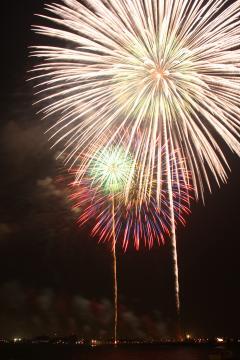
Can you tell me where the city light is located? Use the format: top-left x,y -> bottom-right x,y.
13,338 -> 22,343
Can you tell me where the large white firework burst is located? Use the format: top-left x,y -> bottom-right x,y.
31,0 -> 240,200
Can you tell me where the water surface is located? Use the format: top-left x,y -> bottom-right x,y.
1,344 -> 239,360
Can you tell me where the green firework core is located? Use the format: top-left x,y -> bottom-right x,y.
89,146 -> 133,194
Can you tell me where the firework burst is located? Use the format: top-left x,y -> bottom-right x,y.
88,146 -> 133,194
31,0 -> 240,201
71,173 -> 191,251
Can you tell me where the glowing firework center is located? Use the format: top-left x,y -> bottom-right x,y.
113,37 -> 192,104
89,147 -> 133,194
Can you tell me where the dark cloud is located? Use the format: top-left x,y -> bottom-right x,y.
0,281 -> 168,340
37,177 -> 62,198
0,223 -> 12,238
1,120 -> 48,176
0,116 -> 74,233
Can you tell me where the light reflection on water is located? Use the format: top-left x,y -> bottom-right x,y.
2,345 -> 239,360
73,346 -> 209,360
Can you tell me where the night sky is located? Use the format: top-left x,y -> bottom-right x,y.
0,0 -> 239,339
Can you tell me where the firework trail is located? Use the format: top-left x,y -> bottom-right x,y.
163,117 -> 180,313
111,197 -> 117,345
31,0 -> 240,202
